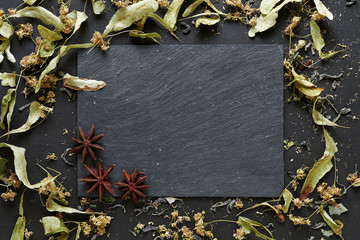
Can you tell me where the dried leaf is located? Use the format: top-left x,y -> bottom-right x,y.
237,216 -> 275,240
281,189 -> 293,213
67,11 -> 88,35
39,39 -> 55,58
0,88 -> 16,131
260,0 -> 281,15
41,216 -> 70,238
195,14 -> 220,27
299,129 -> 337,200
182,0 -> 204,17
37,25 -> 63,42
63,74 -> 106,91
103,0 -> 158,37
321,229 -> 334,237
13,6 -> 64,31
0,157 -> 8,184
23,0 -> 37,5
36,43 -> 93,93
148,13 -> 180,41
328,203 -> 348,216
0,21 -> 14,39
164,0 -> 184,31
164,197 -> 182,204
5,41 -> 16,63
0,72 -> 16,87
46,198 -> 97,214
313,0 -> 333,20
129,30 -> 161,44
290,69 -> 324,98
0,143 -> 57,189
11,191 -> 26,240
248,0 -> 301,37
1,102 -> 44,138
319,206 -> 343,236
312,99 -> 346,127
91,0 -> 106,15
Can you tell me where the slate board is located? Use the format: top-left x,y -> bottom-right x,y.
77,44 -> 284,198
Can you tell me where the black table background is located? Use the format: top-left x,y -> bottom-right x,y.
0,0 -> 359,239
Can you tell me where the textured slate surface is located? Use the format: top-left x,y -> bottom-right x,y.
77,44 -> 284,198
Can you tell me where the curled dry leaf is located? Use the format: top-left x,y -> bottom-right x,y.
237,216 -> 275,240
39,39 -> 55,58
313,0 -> 333,20
41,216 -> 70,238
164,0 -> 184,31
67,11 -> 88,36
299,129 -> 338,200
10,191 -> 26,240
312,99 -> 346,127
148,13 -> 180,41
328,203 -> 348,216
195,13 -> 220,28
36,43 -> 93,93
0,143 -> 57,189
129,30 -> 161,44
260,0 -> 281,15
182,0 -> 204,17
46,198 -> 98,214
248,0 -> 301,38
0,88 -> 16,131
13,6 -> 64,31
281,188 -> 293,213
290,69 -> 324,98
38,25 -> 63,42
0,72 -> 16,87
63,74 -> 106,91
23,0 -> 37,5
319,206 -> 343,236
91,0 -> 106,15
0,21 -> 14,39
0,40 -> 16,63
102,0 -> 159,37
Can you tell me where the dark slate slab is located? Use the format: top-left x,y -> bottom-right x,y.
77,44 -> 284,198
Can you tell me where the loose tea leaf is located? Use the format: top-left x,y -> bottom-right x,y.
195,14 -> 220,28
237,216 -> 275,240
68,11 -> 88,35
163,0 -> 184,31
0,143 -> 57,189
36,43 -> 93,93
281,189 -> 293,213
0,72 -> 16,87
46,198 -> 97,214
13,7 -> 64,31
312,99 -> 345,127
0,40 -> 16,63
91,0 -> 106,15
0,88 -> 16,131
37,25 -> 63,42
10,191 -> 26,240
0,21 -> 14,39
39,39 -> 55,58
148,13 -> 180,41
182,0 -> 204,17
129,30 -> 161,44
102,0 -> 159,37
313,0 -> 333,20
328,203 -> 348,216
260,0 -> 281,15
248,0 -> 301,37
319,206 -> 343,236
41,216 -> 70,239
63,74 -> 106,91
299,129 -> 338,200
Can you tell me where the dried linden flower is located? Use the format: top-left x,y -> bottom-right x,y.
6,173 -> 21,188
296,168 -> 306,180
24,228 -> 33,240
288,214 -> 311,226
157,0 -> 169,8
234,198 -> 243,209
91,31 -> 110,51
225,0 -> 244,10
292,198 -> 302,209
311,11 -> 325,21
284,16 -> 301,37
1,189 -> 17,202
16,23 -> 33,40
233,227 -> 247,240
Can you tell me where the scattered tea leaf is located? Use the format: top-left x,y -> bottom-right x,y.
129,30 -> 161,44
328,203 -> 348,216
37,25 -> 63,42
0,88 -> 16,131
0,21 -> 14,39
164,0 -> 184,31
41,216 -> 70,239
36,43 -> 93,93
39,39 -> 55,58
237,216 -> 275,240
299,129 -> 337,200
260,0 -> 281,15
0,72 -> 16,87
313,0 -> 333,20
248,0 -> 301,37
13,6 -> 64,31
23,0 -> 37,5
10,191 -> 26,240
46,198 -> 98,214
312,99 -> 346,127
281,189 -> 293,213
182,0 -> 204,17
195,14 -> 220,28
290,69 -> 324,98
148,13 -> 180,41
91,0 -> 106,15
0,143 -> 57,189
62,74 -> 106,91
67,11 -> 88,35
102,0 -> 159,37
319,205 -> 343,236
321,229 -> 334,237
164,197 -> 182,205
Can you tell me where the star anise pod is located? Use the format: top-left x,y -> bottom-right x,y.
115,169 -> 151,204
79,161 -> 115,202
70,124 -> 104,163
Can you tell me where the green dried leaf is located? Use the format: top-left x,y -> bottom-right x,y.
36,43 -> 93,93
103,196 -> 116,204
39,39 -> 55,58
314,0 -> 333,20
46,198 -> 97,214
281,189 -> 293,213
0,21 -> 14,39
319,206 -> 343,236
319,50 -> 342,60
237,216 -> 275,240
290,69 -> 324,98
248,0 -> 301,37
11,191 -> 26,240
148,13 -> 180,41
299,129 -> 337,200
0,88 -> 16,131
38,25 -> 63,42
67,11 -> 88,35
0,157 -> 8,184
0,72 -> 16,87
260,0 -> 281,15
41,216 -> 70,239
103,0 -> 158,37
195,14 -> 220,28
75,223 -> 81,240
164,0 -> 184,31
321,229 -> 334,237
13,6 -> 64,31
23,0 -> 37,5
63,74 -> 106,91
329,203 -> 348,216
0,40 -> 16,63
129,30 -> 161,44
91,0 -> 106,15
182,0 -> 204,17
0,143 -> 57,189
312,99 -> 346,127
